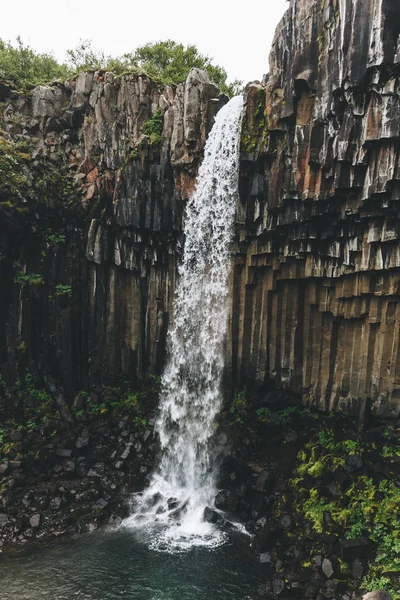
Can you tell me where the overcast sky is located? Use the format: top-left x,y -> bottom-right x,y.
1,0 -> 289,84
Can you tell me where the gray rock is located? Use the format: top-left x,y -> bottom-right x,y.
255,470 -> 270,491
322,558 -> 334,578
363,593 -> 392,600
0,514 -> 9,527
8,431 -> 22,442
272,580 -> 285,595
345,454 -> 363,472
63,460 -> 75,472
108,515 -> 122,527
29,514 -> 41,528
87,469 -> 100,477
280,515 -> 291,529
352,558 -> 364,579
0,463 -> 8,475
50,497 -> 62,510
93,498 -> 108,510
56,448 -> 72,458
260,552 -> 272,564
75,429 -> 89,448
257,582 -> 272,596
218,432 -> 228,445
284,430 -> 298,443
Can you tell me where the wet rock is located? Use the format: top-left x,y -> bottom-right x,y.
345,454 -> 363,472
29,514 -> 41,528
203,506 -> 225,526
257,582 -> 272,596
352,558 -> 364,580
255,470 -> 270,492
0,513 -> 9,527
280,515 -> 291,529
363,593 -> 392,600
322,558 -> 334,578
56,449 -> 72,458
260,552 -> 272,564
272,580 -> 285,595
218,432 -> 228,445
50,497 -> 62,510
75,429 -> 89,449
340,538 -> 369,560
214,490 -> 227,509
108,515 -> 122,527
63,460 -> 75,473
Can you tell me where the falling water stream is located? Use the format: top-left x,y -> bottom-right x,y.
125,95 -> 244,551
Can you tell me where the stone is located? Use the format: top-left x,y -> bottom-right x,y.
255,470 -> 270,491
8,431 -> 22,442
272,580 -> 285,595
29,514 -> 41,528
75,429 -> 89,449
352,558 -> 364,580
284,430 -> 298,443
50,497 -> 62,510
108,515 -> 122,527
217,432 -> 228,445
0,514 -> 9,527
340,538 -> 369,560
280,515 -> 291,529
56,448 -> 72,458
363,593 -> 392,600
345,454 -> 363,472
0,463 -> 8,475
322,558 -> 334,578
63,460 -> 75,473
260,552 -> 272,564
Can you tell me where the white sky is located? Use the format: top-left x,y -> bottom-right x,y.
1,0 -> 289,84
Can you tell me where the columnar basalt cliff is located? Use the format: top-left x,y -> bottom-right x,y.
233,0 -> 400,420
1,0 -> 400,423
0,69 -> 225,392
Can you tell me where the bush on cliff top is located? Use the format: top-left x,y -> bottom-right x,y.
0,37 -> 69,90
0,37 -> 241,96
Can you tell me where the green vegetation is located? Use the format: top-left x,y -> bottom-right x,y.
0,37 -> 241,97
142,109 -> 164,146
241,87 -> 269,154
55,284 -> 72,298
14,271 -> 44,286
0,136 -> 30,201
290,427 -> 400,597
0,37 -> 69,91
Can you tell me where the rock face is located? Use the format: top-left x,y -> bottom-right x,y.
232,0 -> 400,419
1,0 -> 400,422
0,69 -> 224,390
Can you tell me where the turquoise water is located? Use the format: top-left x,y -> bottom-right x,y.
0,528 -> 264,600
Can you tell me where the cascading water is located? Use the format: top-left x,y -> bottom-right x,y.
125,95 -> 244,552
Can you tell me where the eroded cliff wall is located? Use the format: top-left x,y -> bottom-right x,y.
0,69 -> 225,390
1,0 -> 399,421
233,0 -> 400,419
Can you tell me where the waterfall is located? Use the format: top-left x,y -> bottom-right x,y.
125,95 -> 244,552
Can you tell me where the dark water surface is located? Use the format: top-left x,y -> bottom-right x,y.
0,528 -> 265,600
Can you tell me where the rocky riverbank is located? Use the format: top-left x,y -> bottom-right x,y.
0,376 -> 159,553
0,376 -> 398,599
215,390 -> 400,599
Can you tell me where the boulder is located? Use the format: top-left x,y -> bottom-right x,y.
363,593 -> 392,600
29,514 -> 41,528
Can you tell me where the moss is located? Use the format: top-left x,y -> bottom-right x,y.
241,87 -> 269,155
